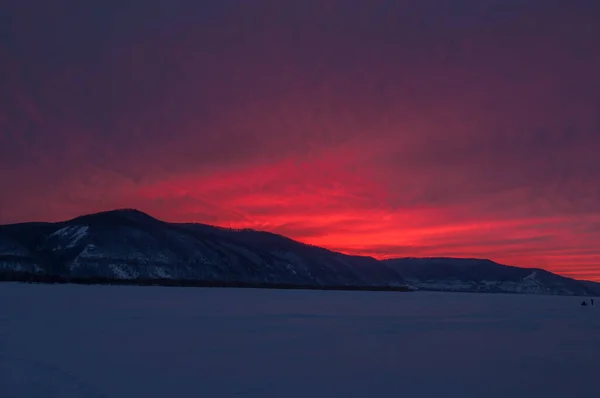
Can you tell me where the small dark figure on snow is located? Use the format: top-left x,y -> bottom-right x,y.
582,300 -> 588,306
592,298 -> 595,306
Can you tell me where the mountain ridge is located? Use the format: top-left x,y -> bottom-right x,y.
0,209 -> 409,291
383,257 -> 600,296
1,209 -> 598,296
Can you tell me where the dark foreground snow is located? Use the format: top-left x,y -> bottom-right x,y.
1,284 -> 599,398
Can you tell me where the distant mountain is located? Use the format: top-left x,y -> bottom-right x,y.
383,257 -> 600,296
0,209 -> 408,291
1,209 -> 598,296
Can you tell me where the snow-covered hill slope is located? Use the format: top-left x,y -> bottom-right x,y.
383,257 -> 599,296
0,209 -> 407,288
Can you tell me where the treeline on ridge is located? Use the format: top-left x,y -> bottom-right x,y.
0,270 -> 412,292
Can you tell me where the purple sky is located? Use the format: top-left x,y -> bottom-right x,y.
1,0 -> 600,279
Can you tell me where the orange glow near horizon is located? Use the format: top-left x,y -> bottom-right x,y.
19,151 -> 595,282
3,148 -> 600,282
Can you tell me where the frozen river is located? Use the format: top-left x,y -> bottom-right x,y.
1,283 -> 599,397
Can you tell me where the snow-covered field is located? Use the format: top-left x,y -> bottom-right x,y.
1,283 -> 599,398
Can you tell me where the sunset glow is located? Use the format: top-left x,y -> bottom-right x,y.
1,1 -> 599,280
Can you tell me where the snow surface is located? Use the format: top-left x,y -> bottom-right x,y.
1,284 -> 599,398
49,225 -> 89,249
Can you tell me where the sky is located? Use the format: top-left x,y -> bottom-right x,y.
1,0 -> 600,280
